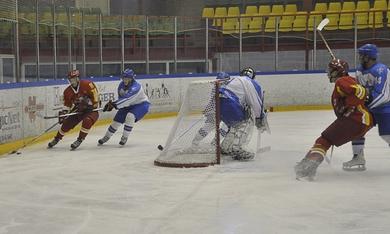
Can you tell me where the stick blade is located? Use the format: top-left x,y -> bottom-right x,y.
316,18 -> 329,31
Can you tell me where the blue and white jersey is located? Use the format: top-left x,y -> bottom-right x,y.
219,76 -> 264,118
356,62 -> 390,113
114,80 -> 150,109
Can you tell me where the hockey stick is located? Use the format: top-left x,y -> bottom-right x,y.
316,18 -> 336,60
8,121 -> 60,155
43,107 -> 103,119
256,91 -> 271,156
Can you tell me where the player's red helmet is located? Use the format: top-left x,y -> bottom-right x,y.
68,69 -> 80,79
327,59 -> 349,82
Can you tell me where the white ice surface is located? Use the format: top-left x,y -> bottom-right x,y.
1,110 -> 390,234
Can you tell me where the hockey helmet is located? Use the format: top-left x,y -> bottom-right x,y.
327,59 -> 349,82
216,72 -> 230,80
240,67 -> 256,79
358,44 -> 378,59
67,69 -> 80,87
121,68 -> 135,85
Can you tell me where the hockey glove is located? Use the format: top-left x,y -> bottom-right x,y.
75,96 -> 93,113
58,110 -> 68,124
103,100 -> 117,112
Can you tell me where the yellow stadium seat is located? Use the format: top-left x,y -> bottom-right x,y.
202,7 -> 214,18
373,0 -> 387,10
339,2 -> 356,29
342,2 -> 356,11
368,10 -> 384,28
328,2 -> 342,12
313,3 -> 328,12
248,17 -> 263,33
285,4 -> 298,13
279,17 -> 293,32
356,1 -> 370,29
265,17 -> 277,32
222,20 -> 237,34
226,6 -> 239,26
237,17 -> 251,33
325,13 -> 340,30
213,7 -> 227,27
271,5 -> 284,15
243,5 -> 258,16
258,5 -> 271,16
283,4 -> 297,21
293,14 -> 308,32
308,14 -> 322,31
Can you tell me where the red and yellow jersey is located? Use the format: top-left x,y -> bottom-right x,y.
332,75 -> 373,126
63,80 -> 99,109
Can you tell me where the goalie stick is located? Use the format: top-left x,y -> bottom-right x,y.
43,107 -> 103,119
316,18 -> 336,60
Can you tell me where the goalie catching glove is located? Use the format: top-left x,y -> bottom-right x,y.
103,100 -> 117,112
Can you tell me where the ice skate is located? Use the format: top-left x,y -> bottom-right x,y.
295,158 -> 322,181
119,136 -> 128,146
232,148 -> 255,161
342,154 -> 366,171
47,137 -> 60,148
70,138 -> 83,150
98,135 -> 110,145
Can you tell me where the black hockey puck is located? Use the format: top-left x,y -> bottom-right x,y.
16,152 -> 21,155
157,145 -> 163,151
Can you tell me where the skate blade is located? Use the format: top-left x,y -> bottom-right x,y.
296,176 -> 315,182
342,165 -> 366,171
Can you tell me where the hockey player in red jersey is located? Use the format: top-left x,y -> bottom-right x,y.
47,69 -> 100,150
295,59 -> 373,180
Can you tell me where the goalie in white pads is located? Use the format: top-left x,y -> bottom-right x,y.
192,69 -> 267,160
98,68 -> 150,146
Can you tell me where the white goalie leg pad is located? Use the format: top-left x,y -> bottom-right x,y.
221,119 -> 254,160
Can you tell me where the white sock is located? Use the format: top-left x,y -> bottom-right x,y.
122,113 -> 135,138
352,137 -> 365,157
106,121 -> 121,138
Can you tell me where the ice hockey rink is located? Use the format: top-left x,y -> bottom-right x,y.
0,110 -> 389,234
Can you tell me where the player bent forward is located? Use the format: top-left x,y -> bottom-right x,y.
98,68 -> 150,146
192,69 -> 267,160
47,70 -> 100,150
295,59 -> 373,180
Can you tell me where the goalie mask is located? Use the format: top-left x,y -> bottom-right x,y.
240,67 -> 255,79
121,68 -> 135,86
327,59 -> 349,83
67,69 -> 80,88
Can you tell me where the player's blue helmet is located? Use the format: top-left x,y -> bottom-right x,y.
358,44 -> 378,59
122,68 -> 135,79
216,72 -> 230,80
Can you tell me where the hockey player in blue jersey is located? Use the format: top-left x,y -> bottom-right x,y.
192,68 -> 267,160
343,44 -> 390,171
98,68 -> 150,146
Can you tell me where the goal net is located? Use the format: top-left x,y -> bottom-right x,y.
154,80 -> 221,168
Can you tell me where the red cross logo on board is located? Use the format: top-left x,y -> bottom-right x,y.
24,96 -> 44,122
